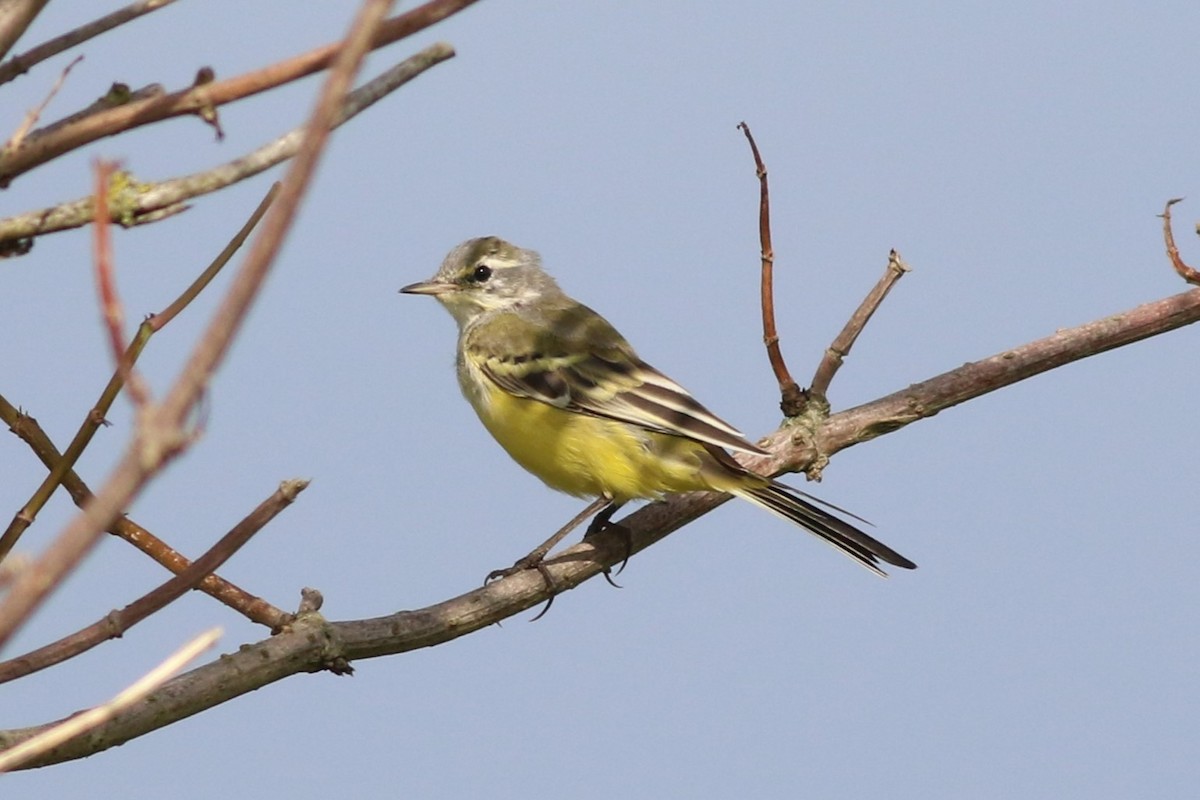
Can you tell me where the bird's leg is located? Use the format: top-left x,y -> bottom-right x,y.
486,495 -> 612,586
582,500 -> 631,581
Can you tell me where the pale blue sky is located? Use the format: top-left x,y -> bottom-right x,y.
4,2 -> 1199,797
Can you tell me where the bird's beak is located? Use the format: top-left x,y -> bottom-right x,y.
399,279 -> 454,296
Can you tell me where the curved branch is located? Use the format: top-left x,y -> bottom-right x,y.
4,283 -> 1197,768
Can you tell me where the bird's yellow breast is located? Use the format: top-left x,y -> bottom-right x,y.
461,361 -> 708,502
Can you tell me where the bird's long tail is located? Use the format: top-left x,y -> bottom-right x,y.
731,481 -> 917,577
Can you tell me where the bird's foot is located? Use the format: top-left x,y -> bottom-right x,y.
485,554 -> 559,621
582,506 -> 633,581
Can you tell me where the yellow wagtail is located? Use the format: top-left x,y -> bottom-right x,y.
401,236 -> 916,579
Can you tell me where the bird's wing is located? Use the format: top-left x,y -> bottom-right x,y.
468,306 -> 768,456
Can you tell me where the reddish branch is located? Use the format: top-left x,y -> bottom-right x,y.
92,160 -> 151,407
737,122 -> 806,415
1161,198 -> 1200,285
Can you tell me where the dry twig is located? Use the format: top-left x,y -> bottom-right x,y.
1161,198 -> 1200,285
0,0 -> 179,85
4,53 -> 82,151
738,121 -> 806,416
809,250 -> 910,399
0,396 -> 289,628
0,183 -> 278,565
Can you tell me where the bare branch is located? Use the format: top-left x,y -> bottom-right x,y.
0,480 -> 307,684
0,0 -> 480,186
0,0 -> 49,63
0,628 -> 219,773
0,0 -> 393,645
4,53 -> 82,151
0,183 -> 277,564
0,0 -> 179,86
0,397 -> 289,628
92,159 -> 153,407
3,283 -> 1197,767
1161,198 -> 1200,285
809,249 -> 910,399
737,122 -> 807,415
0,43 -> 454,246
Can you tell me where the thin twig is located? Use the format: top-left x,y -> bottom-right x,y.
4,53 -> 82,151
0,396 -> 289,628
0,44 -> 454,246
737,122 -> 806,416
92,160 -> 151,407
1161,198 -> 1200,286
809,250 -> 910,399
0,480 -> 307,684
0,184 -> 279,564
0,0 -> 179,86
0,0 -> 479,186
0,627 -> 220,773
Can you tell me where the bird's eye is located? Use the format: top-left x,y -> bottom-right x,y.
471,264 -> 493,283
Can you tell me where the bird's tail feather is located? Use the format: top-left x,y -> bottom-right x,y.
732,482 -> 917,577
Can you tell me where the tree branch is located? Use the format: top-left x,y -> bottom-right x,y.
0,182 -> 277,564
5,282 -> 1197,767
0,0 -> 179,86
0,480 -> 307,684
0,0 -> 394,649
0,0 -> 480,186
0,0 -> 49,63
0,43 -> 454,247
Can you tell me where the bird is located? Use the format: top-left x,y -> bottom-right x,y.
400,236 -> 916,581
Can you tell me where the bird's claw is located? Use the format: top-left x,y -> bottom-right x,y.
484,556 -> 558,621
